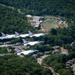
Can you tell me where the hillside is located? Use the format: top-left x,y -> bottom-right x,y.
0,1 -> 75,75
0,55 -> 52,75
0,0 -> 75,18
0,4 -> 35,34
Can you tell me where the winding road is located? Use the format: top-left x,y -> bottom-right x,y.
37,55 -> 59,75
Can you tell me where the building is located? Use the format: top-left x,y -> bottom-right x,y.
32,54 -> 38,58
26,15 -> 32,18
44,51 -> 50,55
52,49 -> 61,54
53,46 -> 60,49
66,58 -> 75,68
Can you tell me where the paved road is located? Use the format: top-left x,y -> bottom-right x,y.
37,55 -> 49,65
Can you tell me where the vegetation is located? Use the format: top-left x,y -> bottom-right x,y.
42,22 -> 75,47
43,54 -> 75,75
33,44 -> 54,52
0,4 -> 35,34
0,55 -> 52,75
0,0 -> 75,75
43,23 -> 58,29
0,48 -> 7,53
0,0 -> 75,19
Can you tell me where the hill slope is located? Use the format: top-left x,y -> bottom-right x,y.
0,0 -> 75,18
0,4 -> 34,34
0,55 -> 52,75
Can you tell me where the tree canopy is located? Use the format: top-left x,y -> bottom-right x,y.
0,55 -> 52,75
0,0 -> 75,18
0,4 -> 35,34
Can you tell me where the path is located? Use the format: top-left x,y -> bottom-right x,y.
37,55 -> 59,75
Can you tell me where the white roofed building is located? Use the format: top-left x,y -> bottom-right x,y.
26,15 -> 32,18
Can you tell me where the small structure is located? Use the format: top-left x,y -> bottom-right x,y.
26,15 -> 32,18
58,20 -> 63,25
52,49 -> 61,54
15,42 -> 21,46
66,58 -> 75,68
44,51 -> 50,55
33,16 -> 40,21
5,41 -> 11,44
53,46 -> 60,49
32,54 -> 38,58
27,15 -> 42,30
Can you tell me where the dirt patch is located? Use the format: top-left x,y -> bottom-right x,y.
61,47 -> 68,54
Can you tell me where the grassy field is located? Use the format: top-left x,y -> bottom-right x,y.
43,16 -> 60,29
42,16 -> 62,30
43,22 -> 58,29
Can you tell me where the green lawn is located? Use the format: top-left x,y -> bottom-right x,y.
43,22 -> 58,29
43,16 -> 60,29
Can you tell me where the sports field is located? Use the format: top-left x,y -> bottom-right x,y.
43,22 -> 58,29
41,16 -> 61,31
43,16 -> 59,29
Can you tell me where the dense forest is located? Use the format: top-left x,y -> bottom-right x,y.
0,0 -> 75,19
43,53 -> 75,75
0,55 -> 52,75
0,4 -> 35,34
42,23 -> 75,46
0,0 -> 75,75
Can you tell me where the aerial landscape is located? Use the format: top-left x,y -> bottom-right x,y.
0,0 -> 75,75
